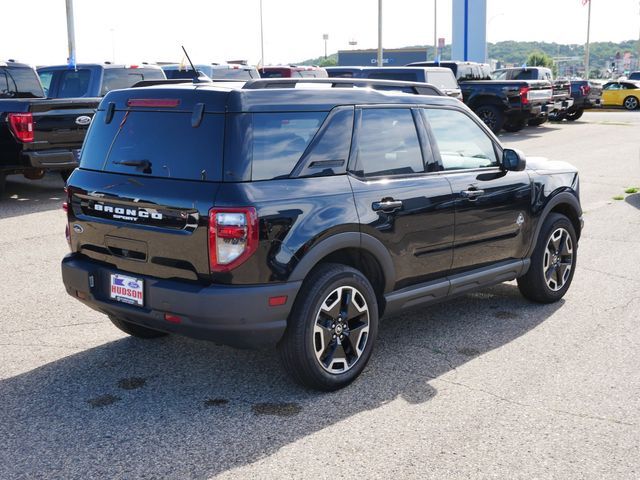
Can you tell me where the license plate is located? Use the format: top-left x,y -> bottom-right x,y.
109,274 -> 144,307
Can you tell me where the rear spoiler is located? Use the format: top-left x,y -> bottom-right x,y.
242,78 -> 444,96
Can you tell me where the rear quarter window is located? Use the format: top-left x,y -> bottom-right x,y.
251,112 -> 327,180
80,109 -> 224,182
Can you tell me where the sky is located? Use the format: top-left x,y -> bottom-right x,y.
2,0 -> 639,66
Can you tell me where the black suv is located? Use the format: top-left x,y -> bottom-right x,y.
61,78 -> 582,391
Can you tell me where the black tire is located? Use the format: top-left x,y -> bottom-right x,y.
623,96 -> 639,110
277,263 -> 379,391
474,105 -> 504,134
565,108 -> 584,121
109,315 -> 168,339
503,117 -> 527,132
528,117 -> 549,126
518,213 -> 577,303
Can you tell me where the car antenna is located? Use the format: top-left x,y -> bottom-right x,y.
181,45 -> 203,84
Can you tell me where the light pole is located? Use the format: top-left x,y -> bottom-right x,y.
65,0 -> 77,68
259,0 -> 265,71
485,13 -> 504,64
323,34 -> 329,59
377,0 -> 383,67
433,0 -> 437,61
110,28 -> 116,64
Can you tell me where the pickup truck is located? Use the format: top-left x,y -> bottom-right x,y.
566,80 -> 602,121
0,61 -> 98,194
491,67 -> 573,125
37,63 -> 165,98
406,61 -> 553,133
326,66 -> 463,100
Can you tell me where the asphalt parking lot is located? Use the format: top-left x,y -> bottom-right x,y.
1,111 -> 639,479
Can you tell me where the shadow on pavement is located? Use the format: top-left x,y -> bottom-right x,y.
499,123 -> 561,139
0,173 -> 66,219
625,193 -> 640,209
0,283 -> 563,479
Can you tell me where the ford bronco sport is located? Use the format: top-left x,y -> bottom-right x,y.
61,77 -> 582,391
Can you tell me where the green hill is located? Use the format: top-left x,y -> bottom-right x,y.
297,40 -> 639,69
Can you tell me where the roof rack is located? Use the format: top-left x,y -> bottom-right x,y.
242,77 -> 443,96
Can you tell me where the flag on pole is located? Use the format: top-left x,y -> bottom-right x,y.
582,0 -> 589,5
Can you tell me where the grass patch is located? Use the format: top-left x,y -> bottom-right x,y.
613,195 -> 624,200
624,187 -> 638,194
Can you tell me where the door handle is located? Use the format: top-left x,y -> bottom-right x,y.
372,199 -> 403,213
460,189 -> 485,200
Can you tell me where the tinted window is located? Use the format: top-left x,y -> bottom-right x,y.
367,72 -> 418,82
353,108 -> 424,178
101,68 -> 165,95
512,70 -> 536,80
0,67 -> 45,98
629,72 -> 640,80
295,108 -> 354,177
425,71 -> 458,89
209,68 -> 256,80
164,69 -> 198,80
251,112 -> 327,180
424,108 -> 498,170
38,71 -> 53,97
260,70 -> 286,78
80,110 -> 224,181
58,69 -> 91,97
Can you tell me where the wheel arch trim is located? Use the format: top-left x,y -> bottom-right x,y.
288,232 -> 396,293
527,191 -> 582,257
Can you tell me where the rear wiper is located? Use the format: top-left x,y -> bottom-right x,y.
113,159 -> 152,174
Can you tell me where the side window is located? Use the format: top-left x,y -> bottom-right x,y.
58,69 -> 91,97
424,108 -> 498,170
251,111 -> 328,180
38,71 -> 53,97
352,108 -> 424,178
366,72 -> 418,82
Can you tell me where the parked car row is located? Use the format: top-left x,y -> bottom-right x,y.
325,62 -> 608,134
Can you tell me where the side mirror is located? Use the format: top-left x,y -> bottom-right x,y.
502,148 -> 526,171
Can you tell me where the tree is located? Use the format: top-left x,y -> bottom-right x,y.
526,51 -> 554,68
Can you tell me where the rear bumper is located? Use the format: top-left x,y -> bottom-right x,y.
61,254 -> 301,349
23,149 -> 79,170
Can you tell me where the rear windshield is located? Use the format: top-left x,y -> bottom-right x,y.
425,71 -> 458,89
0,66 -> 44,98
366,72 -> 418,82
58,69 -> 92,97
100,68 -> 165,95
210,68 -> 258,80
164,69 -> 198,80
80,110 -> 224,182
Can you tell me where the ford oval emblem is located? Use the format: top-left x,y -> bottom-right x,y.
73,224 -> 84,234
75,115 -> 92,126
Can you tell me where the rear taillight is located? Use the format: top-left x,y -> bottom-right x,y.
519,86 -> 530,105
580,85 -> 590,96
208,207 -> 258,272
7,113 -> 34,143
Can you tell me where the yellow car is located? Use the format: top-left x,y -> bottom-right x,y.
602,81 -> 640,110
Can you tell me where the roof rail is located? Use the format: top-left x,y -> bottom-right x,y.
242,77 -> 444,96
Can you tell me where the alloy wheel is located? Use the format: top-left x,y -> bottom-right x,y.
313,286 -> 370,374
624,96 -> 638,110
543,227 -> 573,291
